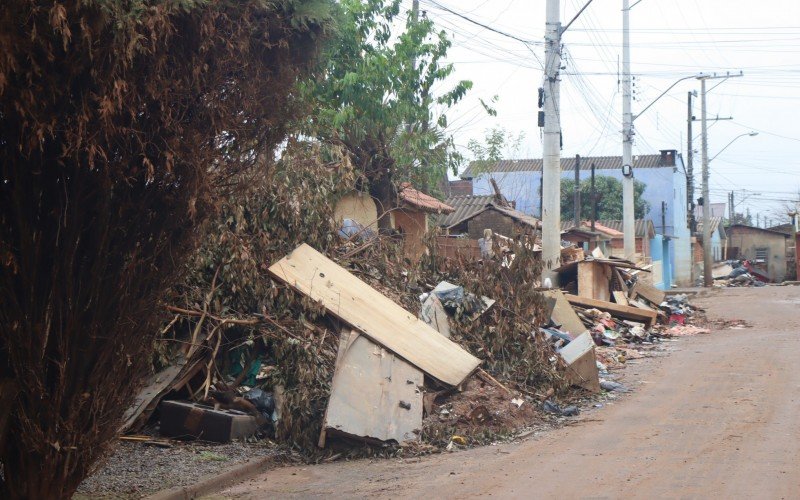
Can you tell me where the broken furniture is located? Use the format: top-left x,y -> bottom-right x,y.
558,332 -> 601,393
541,289 -> 587,336
564,294 -> 657,328
159,400 -> 259,443
319,329 -> 423,446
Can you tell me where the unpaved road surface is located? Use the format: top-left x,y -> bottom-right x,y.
219,286 -> 800,499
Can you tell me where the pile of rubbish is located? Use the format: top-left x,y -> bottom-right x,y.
712,259 -> 768,287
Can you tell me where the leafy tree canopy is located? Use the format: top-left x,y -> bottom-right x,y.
561,176 -> 650,221
466,126 -> 526,175
303,0 -> 472,221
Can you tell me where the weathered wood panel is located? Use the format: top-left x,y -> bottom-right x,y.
323,329 -> 423,444
268,244 -> 480,385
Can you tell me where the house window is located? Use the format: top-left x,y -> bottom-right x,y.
755,248 -> 768,263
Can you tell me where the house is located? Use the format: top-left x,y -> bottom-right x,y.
334,184 -> 454,261
394,183 -> 454,260
695,217 -> 727,261
559,221 -> 620,257
437,195 -> 539,239
768,222 -> 797,280
460,149 -> 691,285
726,224 -> 789,282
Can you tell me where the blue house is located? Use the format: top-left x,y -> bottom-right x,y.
461,150 -> 692,286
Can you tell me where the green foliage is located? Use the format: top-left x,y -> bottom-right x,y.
466,127 -> 526,176
561,176 -> 650,221
304,0 -> 472,198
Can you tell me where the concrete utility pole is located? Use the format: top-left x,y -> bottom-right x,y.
541,0 -> 562,281
574,155 -> 581,228
621,0 -> 635,260
699,72 -> 743,287
687,91 -> 697,233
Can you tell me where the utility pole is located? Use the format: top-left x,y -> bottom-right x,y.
590,163 -> 597,232
541,0 -> 562,281
621,0 -> 635,260
574,155 -> 581,228
699,72 -> 742,287
687,91 -> 696,233
729,191 -> 734,222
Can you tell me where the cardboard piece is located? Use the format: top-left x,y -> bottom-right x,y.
559,332 -> 600,393
321,329 -> 423,445
541,290 -> 587,335
268,244 -> 480,386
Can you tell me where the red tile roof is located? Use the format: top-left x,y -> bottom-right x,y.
398,183 -> 455,214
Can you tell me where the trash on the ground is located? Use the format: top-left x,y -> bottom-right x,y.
665,325 -> 711,336
541,289 -> 589,336
159,400 -> 260,443
599,380 -> 628,392
558,332 -> 601,393
511,398 -> 525,408
542,400 -> 580,417
320,328 -> 423,446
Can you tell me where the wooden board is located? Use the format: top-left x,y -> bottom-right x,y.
564,294 -> 657,328
559,332 -> 600,393
322,329 -> 423,445
541,290 -> 587,336
268,244 -> 480,386
630,280 -> 666,305
577,261 -> 611,302
612,291 -> 629,306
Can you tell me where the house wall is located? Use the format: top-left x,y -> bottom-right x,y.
393,209 -> 428,261
650,235 -> 665,289
727,227 -> 788,282
334,191 -> 378,229
796,232 -> 800,280
465,209 -> 517,239
608,236 -> 649,258
470,156 -> 691,285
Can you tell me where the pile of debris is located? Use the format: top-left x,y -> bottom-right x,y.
712,259 -> 768,287
538,248 -> 708,396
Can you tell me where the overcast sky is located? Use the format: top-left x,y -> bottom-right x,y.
410,0 -> 800,225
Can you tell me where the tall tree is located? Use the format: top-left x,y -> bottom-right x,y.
0,1 -> 332,497
561,176 -> 650,221
304,0 -> 471,229
466,127 -> 526,173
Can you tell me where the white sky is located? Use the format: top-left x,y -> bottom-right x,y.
408,0 -> 800,225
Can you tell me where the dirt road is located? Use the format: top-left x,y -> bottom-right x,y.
220,286 -> 800,499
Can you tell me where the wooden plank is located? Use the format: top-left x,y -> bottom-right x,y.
612,291 -> 629,306
631,280 -> 665,305
268,244 -> 480,386
577,261 -> 611,302
541,290 -> 587,336
322,329 -> 423,444
564,294 -> 657,328
559,332 -> 600,393
628,298 -> 655,311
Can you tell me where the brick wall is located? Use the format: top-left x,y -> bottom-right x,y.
466,209 -> 517,239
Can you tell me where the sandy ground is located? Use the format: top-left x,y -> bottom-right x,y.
216,285 -> 800,499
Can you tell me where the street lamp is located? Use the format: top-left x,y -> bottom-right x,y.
709,132 -> 759,163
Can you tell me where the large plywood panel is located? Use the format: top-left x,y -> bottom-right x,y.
268,244 -> 480,386
559,332 -> 600,393
323,329 -> 423,444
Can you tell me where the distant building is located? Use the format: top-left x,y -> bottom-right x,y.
694,203 -> 726,220
726,224 -> 789,282
437,194 -> 539,239
459,149 -> 691,285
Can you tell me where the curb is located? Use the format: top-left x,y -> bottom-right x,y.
145,454 -> 275,500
